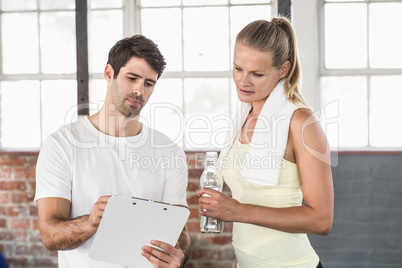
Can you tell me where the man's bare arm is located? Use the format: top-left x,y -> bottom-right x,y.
37,196 -> 111,251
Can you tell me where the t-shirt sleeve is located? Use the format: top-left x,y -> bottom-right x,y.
162,146 -> 188,207
34,133 -> 73,202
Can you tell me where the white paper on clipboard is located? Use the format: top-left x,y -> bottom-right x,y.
89,196 -> 190,267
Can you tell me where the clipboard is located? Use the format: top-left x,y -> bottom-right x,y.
89,196 -> 190,267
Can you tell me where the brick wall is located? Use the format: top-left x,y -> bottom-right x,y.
0,152 -> 57,267
1,152 -> 402,268
0,152 -> 236,268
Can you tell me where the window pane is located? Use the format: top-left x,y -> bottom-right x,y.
183,78 -> 230,149
325,4 -> 367,68
230,0 -> 270,4
140,0 -> 180,7
1,0 -> 37,11
321,76 -> 368,147
40,12 -> 76,73
0,81 -> 41,148
184,78 -> 229,114
183,7 -> 229,71
1,13 -> 39,74
89,10 -> 123,73
90,0 -> 122,8
89,79 -> 107,115
184,113 -> 231,149
41,80 -> 77,141
183,0 -> 228,5
141,8 -> 182,71
370,76 -> 402,147
141,79 -> 184,146
369,3 -> 402,68
39,0 -> 75,10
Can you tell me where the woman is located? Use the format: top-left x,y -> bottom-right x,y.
198,17 -> 334,268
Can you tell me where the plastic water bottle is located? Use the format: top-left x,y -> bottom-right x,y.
200,152 -> 223,233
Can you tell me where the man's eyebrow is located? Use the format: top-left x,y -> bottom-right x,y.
127,72 -> 156,84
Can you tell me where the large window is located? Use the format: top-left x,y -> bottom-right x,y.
0,0 -> 273,150
0,0 -> 77,149
319,0 -> 402,149
137,0 -> 274,150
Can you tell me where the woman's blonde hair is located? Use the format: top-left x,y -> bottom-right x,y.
235,17 -> 309,108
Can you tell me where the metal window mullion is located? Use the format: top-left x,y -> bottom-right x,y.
366,0 -> 371,147
76,0 -> 89,116
123,0 -> 140,36
366,75 -> 371,147
318,0 -> 326,76
278,0 -> 291,18
228,4 -> 233,116
180,1 -> 185,119
36,0 -> 44,146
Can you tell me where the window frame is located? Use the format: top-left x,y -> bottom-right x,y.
0,0 -> 280,151
317,0 -> 402,151
0,2 -> 77,151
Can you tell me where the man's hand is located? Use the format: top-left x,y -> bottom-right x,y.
37,195 -> 112,251
88,195 -> 112,230
141,240 -> 184,268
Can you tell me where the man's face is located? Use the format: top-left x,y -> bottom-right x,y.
106,57 -> 158,118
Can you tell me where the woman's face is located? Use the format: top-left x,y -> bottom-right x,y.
232,43 -> 287,105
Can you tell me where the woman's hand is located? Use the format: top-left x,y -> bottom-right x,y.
198,188 -> 245,222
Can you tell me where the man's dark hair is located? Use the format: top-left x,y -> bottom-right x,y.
107,35 -> 166,79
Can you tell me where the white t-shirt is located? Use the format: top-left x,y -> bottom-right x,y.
35,117 -> 188,268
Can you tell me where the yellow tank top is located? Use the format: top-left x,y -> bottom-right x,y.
221,137 -> 319,268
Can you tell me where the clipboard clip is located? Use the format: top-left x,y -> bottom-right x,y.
130,196 -> 188,208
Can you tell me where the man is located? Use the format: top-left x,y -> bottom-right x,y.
35,35 -> 190,268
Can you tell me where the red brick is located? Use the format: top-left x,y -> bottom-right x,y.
205,234 -> 232,245
32,219 -> 39,230
0,231 -> 27,242
12,192 -> 35,203
0,181 -> 26,191
189,207 -> 200,220
0,218 -> 7,228
5,257 -> 27,266
15,244 -> 28,255
187,221 -> 201,233
188,168 -> 203,179
187,179 -> 200,192
29,181 -> 36,191
29,231 -> 43,243
11,219 -> 30,229
0,167 -> 12,179
13,167 -> 36,179
223,222 -> 233,233
29,258 -> 57,267
30,205 -> 38,216
186,194 -> 199,206
0,206 -> 27,216
0,155 -> 26,166
0,193 -> 9,204
27,155 -> 39,166
186,153 -> 205,168
28,244 -> 47,255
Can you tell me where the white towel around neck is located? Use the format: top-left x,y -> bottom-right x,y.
219,80 -> 298,186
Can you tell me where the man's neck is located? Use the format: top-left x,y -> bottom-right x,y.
88,107 -> 142,137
